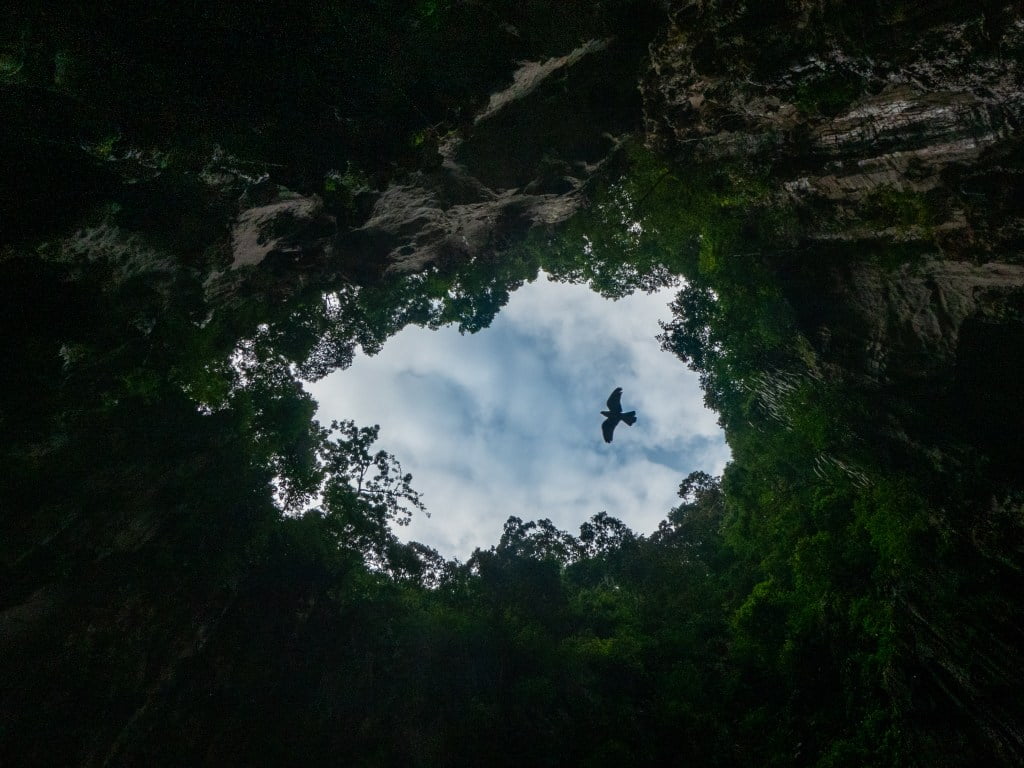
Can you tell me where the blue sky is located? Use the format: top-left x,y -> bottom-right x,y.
306,273 -> 729,559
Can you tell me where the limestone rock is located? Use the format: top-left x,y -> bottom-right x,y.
348,35 -> 644,275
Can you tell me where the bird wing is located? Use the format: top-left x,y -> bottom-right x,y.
601,416 -> 617,443
606,387 -> 623,413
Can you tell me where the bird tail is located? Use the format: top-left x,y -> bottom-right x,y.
621,411 -> 637,426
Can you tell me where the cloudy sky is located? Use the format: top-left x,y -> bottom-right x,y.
306,273 -> 729,560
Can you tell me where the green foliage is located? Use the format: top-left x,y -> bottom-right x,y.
317,419 -> 427,568
5,3 -> 1024,765
543,141 -> 783,296
861,187 -> 938,229
8,113 -> 1009,765
322,163 -> 373,222
794,71 -> 866,117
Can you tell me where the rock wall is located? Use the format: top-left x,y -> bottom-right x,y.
643,1 -> 1024,388
643,3 -> 1024,762
343,34 -> 645,276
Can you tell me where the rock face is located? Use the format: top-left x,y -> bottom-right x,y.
820,259 -> 1024,384
643,1 -> 1024,387
230,193 -> 327,270
191,33 -> 652,304
346,35 -> 644,275
44,32 -> 649,313
644,3 -> 1024,762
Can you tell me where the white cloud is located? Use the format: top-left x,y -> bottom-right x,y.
306,273 -> 729,559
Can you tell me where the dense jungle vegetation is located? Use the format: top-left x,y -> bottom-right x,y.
3,1 -> 1024,766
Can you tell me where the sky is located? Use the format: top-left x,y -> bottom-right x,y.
306,272 -> 730,560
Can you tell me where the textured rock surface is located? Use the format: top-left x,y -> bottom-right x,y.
348,36 -> 641,275
230,193 -> 327,269
189,33 -> 649,304
644,4 -> 1024,762
643,2 -> 1024,385
829,259 -> 1024,382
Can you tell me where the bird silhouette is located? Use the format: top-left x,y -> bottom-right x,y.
601,387 -> 637,443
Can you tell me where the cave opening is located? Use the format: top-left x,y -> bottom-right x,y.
306,272 -> 729,558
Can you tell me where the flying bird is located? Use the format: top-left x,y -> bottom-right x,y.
601,387 -> 637,443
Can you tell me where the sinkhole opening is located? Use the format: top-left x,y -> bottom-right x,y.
306,272 -> 730,559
